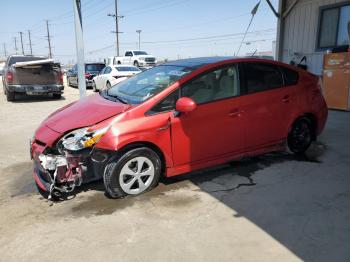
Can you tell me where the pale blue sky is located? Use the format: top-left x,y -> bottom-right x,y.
0,0 -> 279,63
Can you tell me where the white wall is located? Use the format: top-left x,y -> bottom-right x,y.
280,0 -> 348,75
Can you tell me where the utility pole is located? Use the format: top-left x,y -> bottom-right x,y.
72,0 -> 86,98
19,31 -> 24,55
3,43 -> 7,57
27,30 -> 33,55
45,20 -> 52,58
13,37 -> 18,54
108,0 -> 123,56
136,29 -> 142,50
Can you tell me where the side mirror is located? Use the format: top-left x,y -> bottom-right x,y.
175,97 -> 197,113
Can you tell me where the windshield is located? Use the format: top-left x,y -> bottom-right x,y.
116,66 -> 140,72
105,65 -> 193,105
85,64 -> 105,72
133,51 -> 148,55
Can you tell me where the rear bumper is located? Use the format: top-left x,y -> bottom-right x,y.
7,84 -> 64,94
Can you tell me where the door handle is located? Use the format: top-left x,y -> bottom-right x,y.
228,109 -> 242,118
282,95 -> 290,103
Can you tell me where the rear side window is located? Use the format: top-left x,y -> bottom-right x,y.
244,63 -> 283,94
280,66 -> 299,86
85,64 -> 105,72
8,56 -> 45,66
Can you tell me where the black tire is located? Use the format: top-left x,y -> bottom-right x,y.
92,81 -> 98,92
53,93 -> 62,99
287,117 -> 313,154
106,81 -> 111,89
6,90 -> 15,101
134,61 -> 139,67
117,61 -> 121,65
103,147 -> 162,198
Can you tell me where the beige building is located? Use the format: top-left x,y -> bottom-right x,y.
275,0 -> 350,75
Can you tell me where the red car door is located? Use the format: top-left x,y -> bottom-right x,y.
240,62 -> 292,149
170,64 -> 245,166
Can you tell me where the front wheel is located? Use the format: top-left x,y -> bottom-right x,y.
106,81 -> 111,89
287,117 -> 313,154
103,147 -> 162,198
133,61 -> 139,67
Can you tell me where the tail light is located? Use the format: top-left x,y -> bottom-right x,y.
85,73 -> 92,78
59,71 -> 64,85
6,71 -> 13,83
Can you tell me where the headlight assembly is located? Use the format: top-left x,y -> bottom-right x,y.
59,126 -> 109,151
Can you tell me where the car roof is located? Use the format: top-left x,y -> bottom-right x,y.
162,56 -> 278,69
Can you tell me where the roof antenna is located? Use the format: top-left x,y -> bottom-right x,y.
251,49 -> 257,57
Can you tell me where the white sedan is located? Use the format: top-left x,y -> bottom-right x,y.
92,65 -> 141,92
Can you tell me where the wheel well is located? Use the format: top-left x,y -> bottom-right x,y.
117,61 -> 121,64
117,142 -> 166,175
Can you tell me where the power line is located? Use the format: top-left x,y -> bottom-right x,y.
45,20 -> 53,58
236,1 -> 261,55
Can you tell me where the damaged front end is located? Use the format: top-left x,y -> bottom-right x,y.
31,125 -> 112,200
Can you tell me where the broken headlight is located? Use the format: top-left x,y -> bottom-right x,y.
59,126 -> 109,151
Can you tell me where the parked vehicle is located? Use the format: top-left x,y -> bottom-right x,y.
67,63 -> 105,88
92,65 -> 141,92
30,57 -> 328,200
2,55 -> 63,101
106,50 -> 157,68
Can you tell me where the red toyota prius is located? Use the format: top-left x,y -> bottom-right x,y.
30,57 -> 327,199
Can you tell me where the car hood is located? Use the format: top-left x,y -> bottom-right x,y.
44,94 -> 130,133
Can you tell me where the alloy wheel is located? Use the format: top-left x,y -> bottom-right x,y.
119,156 -> 155,195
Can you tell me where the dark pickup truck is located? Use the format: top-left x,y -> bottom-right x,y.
2,55 -> 64,101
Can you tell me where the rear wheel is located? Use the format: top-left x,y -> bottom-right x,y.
92,81 -> 98,92
287,117 -> 313,154
6,90 -> 15,101
103,147 -> 161,198
53,93 -> 62,99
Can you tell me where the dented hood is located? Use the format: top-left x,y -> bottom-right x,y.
45,94 -> 130,133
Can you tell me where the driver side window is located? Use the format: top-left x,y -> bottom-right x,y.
147,90 -> 180,115
181,64 -> 240,104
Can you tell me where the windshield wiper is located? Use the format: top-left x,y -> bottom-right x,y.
105,90 -> 128,104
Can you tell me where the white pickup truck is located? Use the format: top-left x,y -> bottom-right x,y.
106,50 -> 157,68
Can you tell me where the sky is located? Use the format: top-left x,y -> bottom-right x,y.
0,0 -> 279,64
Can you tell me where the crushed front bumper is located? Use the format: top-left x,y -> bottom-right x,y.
30,138 -> 112,198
